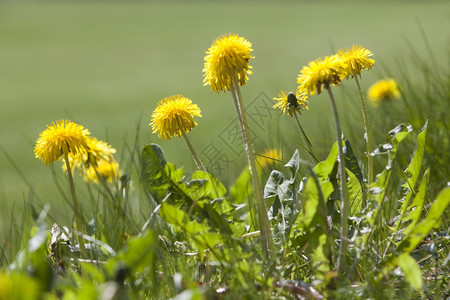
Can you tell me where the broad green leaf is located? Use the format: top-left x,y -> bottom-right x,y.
160,203 -> 224,252
142,144 -> 232,234
394,121 -> 428,232
367,124 -> 413,226
344,139 -> 364,187
160,202 -> 210,234
108,230 -> 156,274
309,231 -> 331,275
195,200 -> 233,234
404,121 -> 428,188
191,232 -> 223,251
264,170 -> 285,199
403,170 -> 429,235
264,170 -> 285,219
302,171 -> 332,278
302,176 -> 333,228
389,123 -> 413,149
284,149 -> 300,180
165,163 -> 185,185
397,253 -> 423,291
141,144 -> 176,201
313,142 -> 338,184
347,169 -> 363,216
191,170 -> 226,199
230,166 -> 253,205
369,167 -> 390,210
371,123 -> 412,157
230,166 -> 257,231
397,187 -> 450,254
264,170 -> 293,202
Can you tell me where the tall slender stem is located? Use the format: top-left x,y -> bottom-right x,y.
91,165 -> 139,234
293,113 -> 320,163
230,75 -> 273,258
182,132 -> 207,172
326,87 -> 349,272
354,76 -> 373,185
63,154 -> 85,255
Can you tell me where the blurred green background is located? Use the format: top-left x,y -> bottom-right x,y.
0,1 -> 449,234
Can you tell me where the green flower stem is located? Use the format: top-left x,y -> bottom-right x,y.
326,87 -> 349,273
354,76 -> 373,185
182,132 -> 207,172
63,154 -> 86,255
293,113 -> 320,163
231,75 -> 274,258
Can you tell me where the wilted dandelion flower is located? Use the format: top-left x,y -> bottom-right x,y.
257,148 -> 282,168
297,54 -> 348,96
273,91 -> 309,116
203,33 -> 253,93
35,120 -> 90,165
338,45 -> 375,78
367,79 -> 401,104
150,95 -> 202,140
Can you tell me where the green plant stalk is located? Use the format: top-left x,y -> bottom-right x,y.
354,76 -> 373,185
293,113 -> 320,163
231,75 -> 274,258
91,165 -> 139,234
63,154 -> 86,255
326,87 -> 349,272
182,132 -> 207,172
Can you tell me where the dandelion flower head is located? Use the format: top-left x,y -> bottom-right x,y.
367,79 -> 401,105
67,137 -> 117,169
150,95 -> 202,140
338,45 -> 375,78
203,33 -> 254,93
63,137 -> 121,182
35,120 -> 90,165
273,91 -> 309,116
83,158 -> 120,183
257,148 -> 282,169
297,54 -> 348,96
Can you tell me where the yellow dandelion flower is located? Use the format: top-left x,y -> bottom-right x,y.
83,159 -> 120,183
367,79 -> 401,105
63,137 -> 121,182
150,95 -> 202,140
297,54 -> 348,96
66,137 -> 116,168
84,137 -> 117,167
203,33 -> 254,93
338,45 -> 375,78
273,91 -> 309,116
257,148 -> 282,169
35,120 -> 90,165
